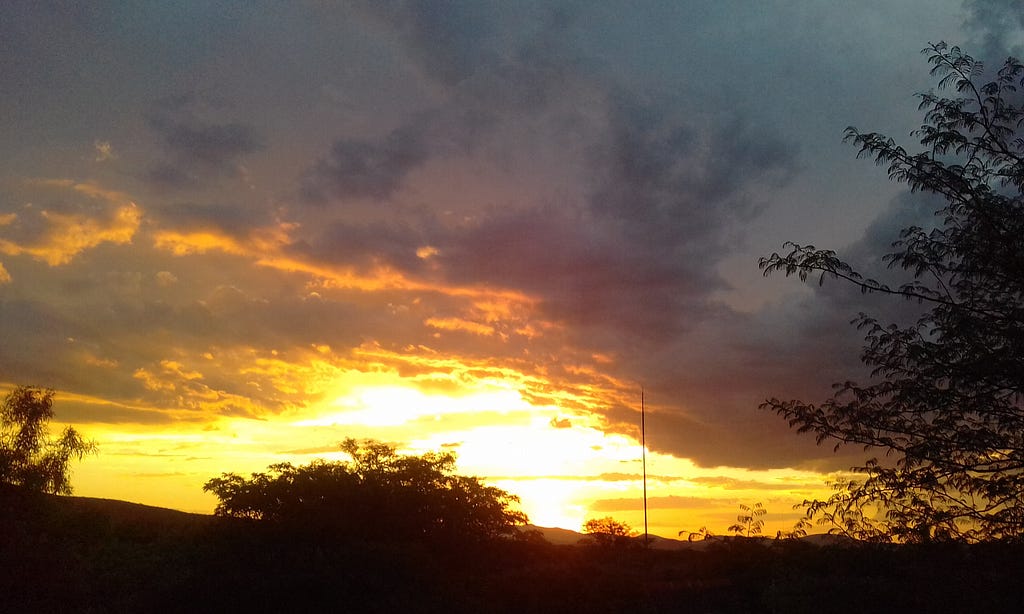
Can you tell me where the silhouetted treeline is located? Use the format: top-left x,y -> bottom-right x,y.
4,485 -> 1024,613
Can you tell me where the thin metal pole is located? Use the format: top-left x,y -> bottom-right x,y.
642,387 -> 648,547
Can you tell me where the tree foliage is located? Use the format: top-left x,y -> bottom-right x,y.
203,438 -> 528,542
760,43 -> 1024,542
679,525 -> 714,542
582,516 -> 637,547
0,386 -> 96,495
728,502 -> 767,537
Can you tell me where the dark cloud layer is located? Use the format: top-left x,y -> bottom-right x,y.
301,125 -> 429,203
964,0 -> 1024,59
146,99 -> 263,190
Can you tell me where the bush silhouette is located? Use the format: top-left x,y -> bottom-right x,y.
204,438 -> 527,543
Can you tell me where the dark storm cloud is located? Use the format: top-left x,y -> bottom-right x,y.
436,104 -> 799,342
293,0 -> 828,473
300,124 -> 429,203
437,204 -> 710,341
627,192 -> 945,470
146,108 -> 263,190
298,1 -> 582,206
0,0 -> 980,480
350,0 -> 512,86
288,217 -> 429,271
591,99 -> 798,234
963,0 -> 1024,59
333,0 -> 800,342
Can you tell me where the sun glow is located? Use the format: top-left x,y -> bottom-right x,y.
61,362 -> 835,536
298,380 -> 538,428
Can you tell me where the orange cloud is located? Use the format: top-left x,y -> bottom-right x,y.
133,367 -> 177,392
0,179 -> 140,266
153,231 -> 238,257
424,317 -> 496,336
151,216 -> 538,309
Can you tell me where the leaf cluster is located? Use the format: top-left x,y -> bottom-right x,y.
203,438 -> 528,543
679,525 -> 714,542
728,502 -> 767,537
0,386 -> 96,495
582,516 -> 638,548
761,43 -> 1024,542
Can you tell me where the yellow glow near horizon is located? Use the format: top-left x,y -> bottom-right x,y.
298,382 -> 536,428
58,366 -> 837,537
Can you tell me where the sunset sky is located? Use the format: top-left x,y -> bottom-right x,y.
2,1 -> 1021,538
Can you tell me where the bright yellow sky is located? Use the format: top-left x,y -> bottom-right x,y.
59,367 -> 835,539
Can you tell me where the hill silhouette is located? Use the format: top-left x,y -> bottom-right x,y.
4,486 -> 1024,613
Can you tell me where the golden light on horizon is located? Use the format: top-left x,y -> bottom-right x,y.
38,339 -> 837,538
60,368 -> 837,536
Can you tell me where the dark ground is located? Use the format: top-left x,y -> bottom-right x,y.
3,486 -> 1023,613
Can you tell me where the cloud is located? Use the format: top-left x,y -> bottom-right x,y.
0,180 -> 140,266
146,98 -> 263,190
625,192 -> 945,470
276,445 -> 346,456
297,2 -> 587,208
53,396 -> 189,426
275,0 -> 816,473
149,200 -> 279,241
285,216 -> 430,271
688,476 -> 812,491
0,0 -> 981,489
434,107 -> 800,345
301,124 -> 429,203
94,140 -> 116,162
591,495 -> 728,513
963,0 -> 1024,59
591,100 -> 798,232
549,416 -> 572,429
155,271 -> 178,287
349,0 -> 511,87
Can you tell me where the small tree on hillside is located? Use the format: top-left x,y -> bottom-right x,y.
582,516 -> 637,547
761,43 -> 1024,541
0,386 -> 96,495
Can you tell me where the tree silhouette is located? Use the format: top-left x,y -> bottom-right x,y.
0,386 -> 96,495
679,525 -> 714,542
203,438 -> 527,542
728,502 -> 766,537
582,516 -> 637,547
761,43 -> 1024,542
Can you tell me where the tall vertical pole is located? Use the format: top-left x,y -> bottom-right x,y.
642,387 -> 648,547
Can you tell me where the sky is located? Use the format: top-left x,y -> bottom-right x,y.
2,0 -> 1022,538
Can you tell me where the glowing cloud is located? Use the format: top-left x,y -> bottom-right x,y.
0,180 -> 140,266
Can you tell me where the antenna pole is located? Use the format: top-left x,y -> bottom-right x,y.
642,387 -> 648,547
